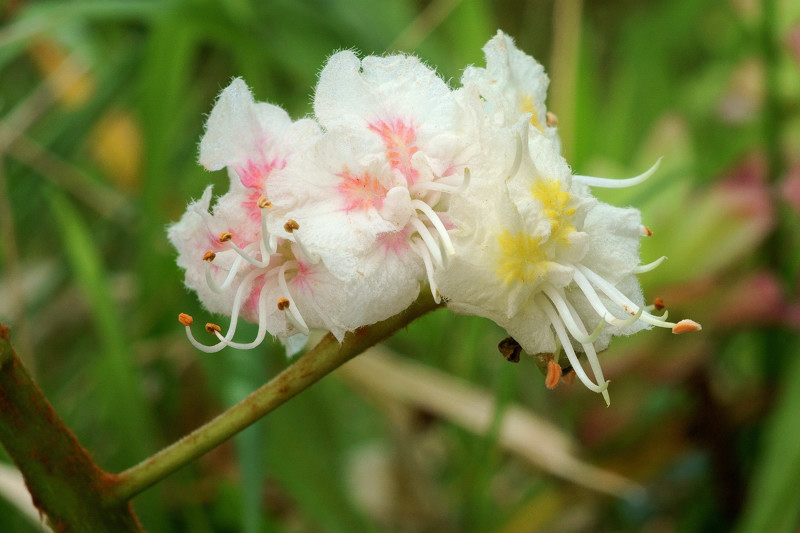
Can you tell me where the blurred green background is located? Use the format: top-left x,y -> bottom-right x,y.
1,0 -> 800,531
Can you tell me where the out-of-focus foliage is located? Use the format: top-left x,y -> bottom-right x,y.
1,0 -> 799,532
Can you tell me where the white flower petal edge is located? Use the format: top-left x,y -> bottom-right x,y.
437,113 -> 700,405
462,30 -> 561,149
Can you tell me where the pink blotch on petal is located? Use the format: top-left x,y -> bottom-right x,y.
376,227 -> 414,257
244,275 -> 266,318
242,189 -> 265,222
437,212 -> 456,231
368,119 -> 419,185
287,261 -> 311,291
337,167 -> 388,212
235,158 -> 285,190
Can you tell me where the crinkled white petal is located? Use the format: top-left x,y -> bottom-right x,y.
199,78 -> 292,171
315,51 -> 457,133
581,203 -> 643,283
461,31 -> 560,148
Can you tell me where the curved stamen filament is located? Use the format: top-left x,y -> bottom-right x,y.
411,237 -> 441,303
559,296 -> 611,405
227,240 -> 270,268
537,294 -> 609,394
183,325 -> 227,353
613,306 -> 644,328
417,167 -> 472,195
409,217 -> 444,268
577,265 -> 675,329
183,268 -> 264,353
543,285 -> 603,345
573,158 -> 662,189
411,199 -> 455,258
278,261 -> 310,335
212,266 -> 284,350
212,282 -> 271,350
571,270 -> 622,325
205,254 -> 245,294
633,256 -> 667,274
259,196 -> 277,255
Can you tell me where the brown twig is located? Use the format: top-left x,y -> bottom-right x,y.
0,325 -> 144,532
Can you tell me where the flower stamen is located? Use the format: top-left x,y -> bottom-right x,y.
182,269 -> 265,353
411,237 -> 441,303
278,261 -> 310,335
543,285 -> 603,345
212,285 -> 271,350
415,167 -> 472,195
283,219 -> 320,265
204,254 -> 245,294
537,293 -> 610,396
258,196 -> 278,255
409,217 -> 445,268
223,236 -> 271,268
412,199 -> 455,258
577,265 -> 702,332
559,293 -> 612,405
633,255 -> 667,274
573,158 -> 662,189
672,319 -> 702,334
545,358 -> 562,389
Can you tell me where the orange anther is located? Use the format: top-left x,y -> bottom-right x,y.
178,313 -> 193,327
202,250 -> 216,262
672,319 -> 702,334
545,359 -> 562,389
205,323 -> 222,334
283,219 -> 300,233
653,297 -> 665,311
257,196 -> 272,209
277,298 -> 290,311
218,232 -> 233,242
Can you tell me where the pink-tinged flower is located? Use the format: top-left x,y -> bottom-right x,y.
168,183 -> 359,352
462,30 -> 561,149
265,50 -> 481,323
169,81 -> 359,353
437,129 -> 699,404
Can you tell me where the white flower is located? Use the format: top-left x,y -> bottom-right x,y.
437,128 -> 699,404
169,79 -> 359,353
266,50 -> 481,321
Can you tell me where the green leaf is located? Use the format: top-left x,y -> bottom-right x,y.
736,337 -> 800,533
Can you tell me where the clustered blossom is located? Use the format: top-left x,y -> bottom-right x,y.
169,30 -> 701,403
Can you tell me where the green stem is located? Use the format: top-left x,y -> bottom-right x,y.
108,291 -> 442,504
0,325 -> 144,532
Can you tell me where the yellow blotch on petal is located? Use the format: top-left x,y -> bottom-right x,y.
519,93 -> 545,133
495,230 -> 550,285
531,179 -> 576,244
